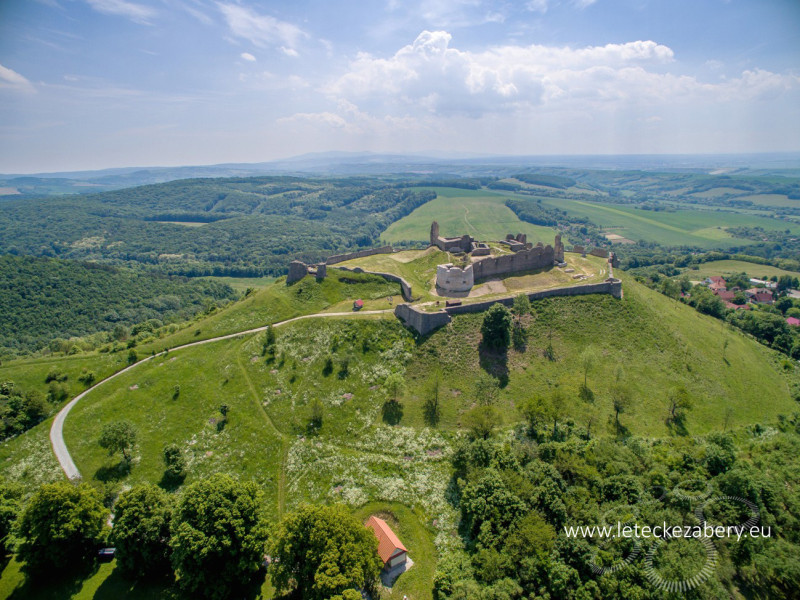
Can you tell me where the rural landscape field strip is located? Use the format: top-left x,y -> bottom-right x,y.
49,309 -> 394,480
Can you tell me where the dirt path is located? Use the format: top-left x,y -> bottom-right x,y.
50,309 -> 394,481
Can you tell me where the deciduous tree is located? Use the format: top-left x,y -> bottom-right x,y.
111,485 -> 173,578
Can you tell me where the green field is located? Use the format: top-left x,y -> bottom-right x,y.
380,187 -> 556,244
536,197 -> 800,247
683,259 -> 800,280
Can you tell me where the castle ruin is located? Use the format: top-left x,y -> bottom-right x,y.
432,220 -> 565,294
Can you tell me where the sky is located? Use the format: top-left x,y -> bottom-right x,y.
1,0 -> 799,173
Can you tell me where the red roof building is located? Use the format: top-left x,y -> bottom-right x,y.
714,290 -> 736,302
366,516 -> 408,569
787,317 -> 800,327
353,299 -> 364,310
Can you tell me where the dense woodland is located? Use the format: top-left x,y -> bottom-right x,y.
0,255 -> 237,354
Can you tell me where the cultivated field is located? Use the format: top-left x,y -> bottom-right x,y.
380,187 -> 556,244
684,259 -> 800,281
536,197 -> 800,247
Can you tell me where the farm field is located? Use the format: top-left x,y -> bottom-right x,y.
536,196 -> 800,247
683,259 -> 800,281
380,187 -> 556,245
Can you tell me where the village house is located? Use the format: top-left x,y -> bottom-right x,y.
787,317 -> 800,327
366,516 -> 408,570
705,276 -> 727,292
745,288 -> 774,304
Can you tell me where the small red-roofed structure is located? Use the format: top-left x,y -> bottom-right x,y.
366,515 -> 408,569
353,299 -> 364,310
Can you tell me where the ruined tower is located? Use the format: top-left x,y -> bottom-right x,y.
430,221 -> 440,247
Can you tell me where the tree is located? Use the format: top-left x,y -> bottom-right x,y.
0,477 -> 22,555
309,398 -> 324,431
111,485 -> 173,578
99,420 -> 137,463
163,443 -> 187,481
512,293 -> 531,318
481,304 -> 512,350
382,372 -> 405,402
270,504 -> 382,600
474,372 -> 500,406
666,386 -> 693,426
423,369 -> 442,427
579,346 -> 601,390
16,481 -> 107,573
611,383 -> 633,430
127,349 -> 138,365
171,474 -> 269,599
462,405 -> 502,440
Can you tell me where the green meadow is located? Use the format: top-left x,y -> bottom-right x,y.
380,187 -> 556,244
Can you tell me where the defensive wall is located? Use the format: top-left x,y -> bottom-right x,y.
326,246 -> 394,265
336,266 -> 414,302
395,277 -> 622,335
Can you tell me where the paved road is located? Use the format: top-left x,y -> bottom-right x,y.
49,309 -> 394,480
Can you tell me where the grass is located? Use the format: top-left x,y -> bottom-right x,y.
353,502 -> 437,600
536,197 -> 800,248
134,269 -> 401,353
380,187 -> 555,245
683,259 -> 800,280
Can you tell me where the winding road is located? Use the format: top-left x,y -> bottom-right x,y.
49,309 -> 395,481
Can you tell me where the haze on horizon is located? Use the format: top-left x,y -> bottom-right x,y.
1,0 -> 799,174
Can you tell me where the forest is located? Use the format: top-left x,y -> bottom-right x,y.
0,255 -> 237,354
0,177 -> 436,277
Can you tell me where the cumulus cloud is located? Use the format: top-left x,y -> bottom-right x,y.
218,3 -> 306,52
0,63 -> 36,93
85,0 -> 156,24
323,30 -> 797,120
241,52 -> 256,62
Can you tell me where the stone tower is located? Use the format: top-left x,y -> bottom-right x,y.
430,221 -> 440,247
554,233 -> 565,263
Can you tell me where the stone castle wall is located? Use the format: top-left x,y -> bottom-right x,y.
394,278 -> 622,335
472,244 -> 555,280
326,246 -> 393,265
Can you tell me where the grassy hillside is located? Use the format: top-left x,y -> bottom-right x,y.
381,187 -> 556,244
1,270 -> 798,597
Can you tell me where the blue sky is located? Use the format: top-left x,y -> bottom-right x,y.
1,0 -> 799,172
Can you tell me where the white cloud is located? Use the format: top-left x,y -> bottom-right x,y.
241,52 -> 256,62
326,32 -> 683,117
525,0 -> 548,13
218,3 -> 306,51
573,0 -> 597,8
85,0 -> 156,24
0,63 -> 36,93
280,46 -> 299,58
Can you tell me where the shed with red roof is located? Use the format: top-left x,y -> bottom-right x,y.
366,516 -> 408,569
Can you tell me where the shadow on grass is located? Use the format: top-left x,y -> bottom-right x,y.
10,561 -> 99,600
94,460 -> 131,483
381,399 -> 404,425
478,342 -> 509,387
93,567 -> 178,600
158,472 -> 186,493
